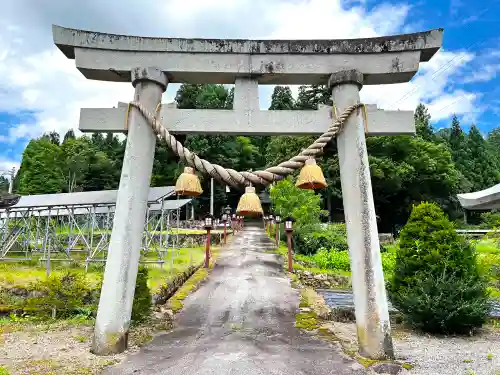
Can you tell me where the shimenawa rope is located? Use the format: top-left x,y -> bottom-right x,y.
125,101 -> 365,188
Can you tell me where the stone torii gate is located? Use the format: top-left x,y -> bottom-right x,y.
52,25 -> 443,358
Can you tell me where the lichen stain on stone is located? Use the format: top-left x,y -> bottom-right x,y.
91,330 -> 129,356
382,322 -> 395,359
354,127 -> 396,359
61,23 -> 442,57
391,57 -> 402,72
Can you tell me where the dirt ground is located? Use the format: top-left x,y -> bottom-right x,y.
0,320 -> 155,375
325,321 -> 500,375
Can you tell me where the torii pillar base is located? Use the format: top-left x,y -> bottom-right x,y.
330,70 -> 394,359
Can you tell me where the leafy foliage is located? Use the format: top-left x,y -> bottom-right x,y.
388,202 -> 490,334
269,177 -> 326,230
293,223 -> 348,255
0,176 -> 8,192
312,249 -> 351,271
25,271 -> 95,317
131,266 -> 152,325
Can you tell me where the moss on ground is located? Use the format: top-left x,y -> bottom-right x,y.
166,248 -> 219,314
167,268 -> 208,313
295,312 -> 320,330
296,288 -> 414,371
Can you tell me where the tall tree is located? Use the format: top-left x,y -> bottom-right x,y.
0,176 -> 9,192
295,85 -> 330,109
367,135 -> 461,231
17,138 -> 65,195
61,137 -> 94,192
63,129 -> 76,144
414,103 -> 434,141
464,125 -> 500,191
43,131 -> 61,146
487,128 -> 500,167
269,86 -> 295,110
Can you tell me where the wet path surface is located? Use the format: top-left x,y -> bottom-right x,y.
104,225 -> 367,375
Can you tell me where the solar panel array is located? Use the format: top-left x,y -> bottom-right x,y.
1,186 -> 175,210
0,198 -> 192,219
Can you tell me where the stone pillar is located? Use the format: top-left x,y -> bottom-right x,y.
329,70 -> 394,359
91,67 -> 167,355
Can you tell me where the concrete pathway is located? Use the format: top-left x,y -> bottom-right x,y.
104,225 -> 368,375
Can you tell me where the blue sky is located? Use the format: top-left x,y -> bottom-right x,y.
0,0 -> 499,175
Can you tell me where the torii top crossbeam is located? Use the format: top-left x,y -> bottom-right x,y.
52,25 -> 443,85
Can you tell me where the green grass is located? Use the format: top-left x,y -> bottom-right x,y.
147,246 -> 207,291
55,226 -> 230,236
282,237 -> 500,297
0,247 -> 210,293
474,238 -> 500,255
0,264 -> 102,289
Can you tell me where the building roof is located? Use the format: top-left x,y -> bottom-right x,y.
457,183 -> 500,210
0,195 -> 191,218
0,186 -> 175,210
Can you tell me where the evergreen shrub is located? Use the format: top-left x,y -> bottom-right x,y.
388,202 -> 490,334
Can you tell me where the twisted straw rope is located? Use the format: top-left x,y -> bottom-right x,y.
126,101 -> 364,188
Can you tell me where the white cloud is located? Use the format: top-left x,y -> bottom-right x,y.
361,49 -> 477,121
0,157 -> 19,178
463,64 -> 500,83
0,0 -> 482,151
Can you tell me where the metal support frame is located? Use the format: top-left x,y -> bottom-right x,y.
0,198 -> 192,267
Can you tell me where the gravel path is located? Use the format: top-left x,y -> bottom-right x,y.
103,225 -> 368,375
326,319 -> 500,375
395,328 -> 500,375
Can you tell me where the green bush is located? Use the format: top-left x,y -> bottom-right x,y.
312,249 -> 351,271
293,223 -> 348,255
269,177 -> 327,229
26,271 -> 95,317
479,211 -> 500,228
310,247 -> 396,274
131,266 -> 152,325
381,249 -> 396,275
388,202 -> 490,334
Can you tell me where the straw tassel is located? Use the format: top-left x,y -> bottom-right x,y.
175,167 -> 203,196
236,186 -> 263,216
295,158 -> 328,190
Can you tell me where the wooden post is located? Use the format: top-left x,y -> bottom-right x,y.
275,223 -> 279,247
205,228 -> 211,268
223,221 -> 227,244
286,231 -> 293,273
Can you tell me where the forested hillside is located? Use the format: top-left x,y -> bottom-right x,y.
8,84 -> 500,231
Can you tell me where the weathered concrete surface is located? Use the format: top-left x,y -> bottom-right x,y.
53,25 -> 442,59
331,70 -> 393,359
91,67 -> 167,355
79,93 -> 415,136
52,25 -> 443,85
103,225 -> 368,374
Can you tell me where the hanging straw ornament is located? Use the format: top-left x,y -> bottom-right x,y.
295,158 -> 328,190
175,167 -> 203,196
236,186 -> 263,217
